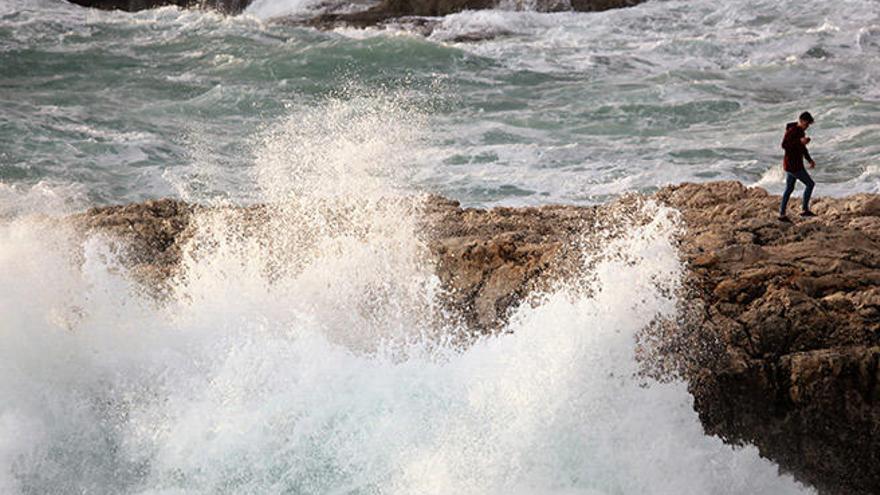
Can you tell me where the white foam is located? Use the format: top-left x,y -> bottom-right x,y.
245,0 -> 362,20
0,201 -> 813,494
0,94 -> 815,493
0,181 -> 88,218
245,0 -> 316,20
751,163 -> 786,191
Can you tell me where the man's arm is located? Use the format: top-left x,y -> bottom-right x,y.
803,145 -> 814,166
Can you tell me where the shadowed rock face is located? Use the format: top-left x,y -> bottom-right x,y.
568,0 -> 644,11
302,0 -> 647,31
73,181 -> 880,494
655,181 -> 880,495
76,198 -> 195,284
64,0 -> 646,27
65,0 -> 253,13
75,195 -> 601,331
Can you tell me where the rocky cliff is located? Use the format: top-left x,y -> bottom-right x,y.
75,181 -> 880,494
655,181 -> 880,495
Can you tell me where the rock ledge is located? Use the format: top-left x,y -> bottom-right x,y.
74,181 -> 880,494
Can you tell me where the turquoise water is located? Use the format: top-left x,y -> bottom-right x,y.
2,0 -> 879,208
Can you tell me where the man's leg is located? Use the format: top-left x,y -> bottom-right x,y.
780,172 -> 797,216
796,169 -> 815,212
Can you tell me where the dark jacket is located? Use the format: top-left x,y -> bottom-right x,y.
781,122 -> 813,173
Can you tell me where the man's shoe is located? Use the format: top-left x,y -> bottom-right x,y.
778,215 -> 792,222
800,210 -> 817,217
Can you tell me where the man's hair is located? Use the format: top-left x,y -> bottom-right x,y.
799,111 -> 814,123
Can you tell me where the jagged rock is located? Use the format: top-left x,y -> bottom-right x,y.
76,198 -> 195,287
65,0 -> 253,13
65,0 -> 644,17
421,196 -> 601,331
568,0 -> 643,11
64,0 -> 646,33
303,0 -> 495,29
72,181 -> 880,494
297,0 -> 648,31
654,181 -> 880,495
74,195 -> 597,330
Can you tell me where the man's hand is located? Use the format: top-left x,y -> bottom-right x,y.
801,137 -> 811,145
808,159 -> 816,169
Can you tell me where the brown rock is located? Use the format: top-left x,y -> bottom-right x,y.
568,0 -> 644,11
71,181 -> 880,494
655,181 -> 880,495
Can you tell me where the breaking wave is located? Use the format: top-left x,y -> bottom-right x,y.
0,93 -> 814,494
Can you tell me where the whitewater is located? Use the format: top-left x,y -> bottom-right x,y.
2,0 -> 879,207
2,0 -> 878,492
0,91 -> 813,495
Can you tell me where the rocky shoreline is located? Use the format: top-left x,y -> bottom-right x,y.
74,181 -> 880,494
657,182 -> 880,495
64,0 -> 647,33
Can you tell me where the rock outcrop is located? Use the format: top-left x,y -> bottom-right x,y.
422,195 -> 604,331
73,181 -> 880,494
76,198 -> 195,285
65,0 -> 253,14
65,0 -> 646,31
302,0 -> 647,31
77,195 -> 596,330
654,181 -> 880,495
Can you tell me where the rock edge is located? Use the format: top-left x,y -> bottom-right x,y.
72,181 -> 880,494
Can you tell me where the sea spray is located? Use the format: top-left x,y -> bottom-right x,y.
0,197 -> 814,494
1,91 -> 815,493
172,89 -> 441,351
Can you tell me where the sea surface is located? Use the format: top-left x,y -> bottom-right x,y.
2,0 -> 879,208
1,0 -> 877,493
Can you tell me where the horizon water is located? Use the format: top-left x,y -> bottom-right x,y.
2,0 -> 878,493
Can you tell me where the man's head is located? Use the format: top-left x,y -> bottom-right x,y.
798,111 -> 814,129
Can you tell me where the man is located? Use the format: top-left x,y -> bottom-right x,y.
778,111 -> 817,221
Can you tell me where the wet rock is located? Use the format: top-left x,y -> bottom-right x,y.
297,0 -> 647,31
74,198 -> 195,288
66,0 -> 645,31
568,0 -> 644,11
74,194 -> 598,330
654,181 -> 880,495
421,197 -> 600,331
65,0 -> 644,17
72,181 -> 880,494
65,0 -> 253,14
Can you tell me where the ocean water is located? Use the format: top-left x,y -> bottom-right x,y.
0,106 -> 815,492
1,0 -> 875,492
2,0 -> 879,208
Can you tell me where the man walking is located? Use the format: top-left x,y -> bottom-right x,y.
778,111 -> 817,221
